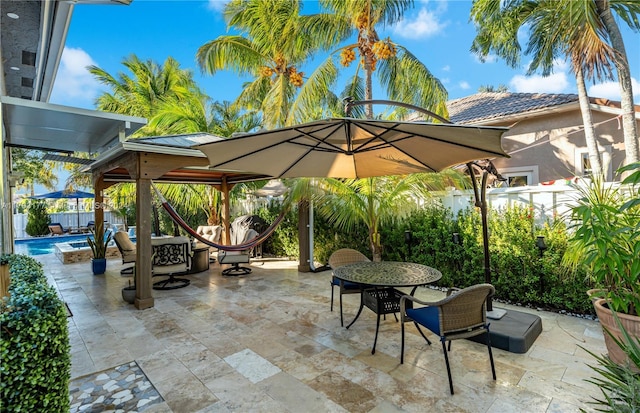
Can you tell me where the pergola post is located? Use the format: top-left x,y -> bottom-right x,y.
221,176 -> 231,245
134,177 -> 154,310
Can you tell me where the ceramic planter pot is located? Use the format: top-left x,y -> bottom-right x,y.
121,286 -> 136,304
593,298 -> 640,372
91,258 -> 107,275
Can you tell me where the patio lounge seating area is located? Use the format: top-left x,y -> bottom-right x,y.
38,253 -> 607,412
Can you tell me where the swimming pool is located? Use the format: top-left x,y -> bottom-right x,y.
14,234 -> 92,256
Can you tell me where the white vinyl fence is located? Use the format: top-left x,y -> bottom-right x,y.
438,183 -> 584,226
13,211 -> 125,239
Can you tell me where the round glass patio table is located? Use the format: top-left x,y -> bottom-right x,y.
333,261 -> 442,354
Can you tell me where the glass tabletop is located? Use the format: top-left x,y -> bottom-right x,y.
333,261 -> 442,287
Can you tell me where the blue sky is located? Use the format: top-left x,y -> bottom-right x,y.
50,0 -> 640,111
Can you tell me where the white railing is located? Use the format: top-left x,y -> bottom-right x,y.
13,211 -> 125,239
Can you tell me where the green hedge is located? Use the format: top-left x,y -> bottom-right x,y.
0,254 -> 70,413
248,202 -> 594,315
379,204 -> 593,314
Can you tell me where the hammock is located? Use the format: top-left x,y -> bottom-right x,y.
153,184 -> 286,252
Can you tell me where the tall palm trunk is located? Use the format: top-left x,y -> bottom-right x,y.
364,65 -> 374,119
576,66 -> 604,179
596,0 -> 639,165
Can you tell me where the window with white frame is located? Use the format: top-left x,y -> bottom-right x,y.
575,145 -> 612,180
498,166 -> 538,187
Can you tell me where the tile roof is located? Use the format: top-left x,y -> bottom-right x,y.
447,92 -> 579,124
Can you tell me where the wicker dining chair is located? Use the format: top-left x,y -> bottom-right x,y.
400,283 -> 496,395
328,248 -> 371,326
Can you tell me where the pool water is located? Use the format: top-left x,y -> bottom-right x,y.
14,234 -> 92,256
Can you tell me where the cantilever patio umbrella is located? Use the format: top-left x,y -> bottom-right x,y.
30,189 -> 94,228
196,117 -> 508,179
196,117 -> 509,311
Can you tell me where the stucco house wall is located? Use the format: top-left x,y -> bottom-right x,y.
446,93 -> 640,185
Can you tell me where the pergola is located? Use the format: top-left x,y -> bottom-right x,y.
87,133 -> 273,309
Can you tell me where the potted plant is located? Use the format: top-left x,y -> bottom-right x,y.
122,278 -> 136,304
564,162 -> 640,369
87,223 -> 112,275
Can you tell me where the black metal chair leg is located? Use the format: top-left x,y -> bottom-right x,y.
487,329 -> 496,380
330,284 -> 335,312
442,340 -> 455,395
401,321 -> 405,364
413,322 -> 432,345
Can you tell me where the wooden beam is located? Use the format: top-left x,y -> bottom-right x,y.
135,169 -> 154,310
138,152 -> 210,180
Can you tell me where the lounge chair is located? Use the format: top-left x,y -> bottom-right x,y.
48,223 -> 68,236
151,236 -> 192,290
113,231 -> 136,275
218,216 -> 259,276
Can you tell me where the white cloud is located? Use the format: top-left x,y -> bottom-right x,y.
442,65 -> 450,72
207,0 -> 228,12
473,53 -> 498,64
49,47 -> 103,108
509,59 -> 572,93
589,78 -> 640,101
459,81 -> 471,90
510,72 -> 570,93
392,7 -> 448,39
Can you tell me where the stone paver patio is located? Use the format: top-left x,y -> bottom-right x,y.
37,252 -> 607,412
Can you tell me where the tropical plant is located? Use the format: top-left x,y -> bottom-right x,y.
24,200 -> 50,237
10,148 -> 58,196
197,0 -> 349,128
315,0 -> 448,120
563,162 -> 640,315
87,223 -> 113,259
595,0 -> 640,166
89,55 -> 200,136
470,0 -> 640,177
582,315 -> 640,411
313,171 -> 469,261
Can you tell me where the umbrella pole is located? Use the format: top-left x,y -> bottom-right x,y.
467,163 -> 506,320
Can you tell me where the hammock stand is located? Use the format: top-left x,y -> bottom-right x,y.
152,184 -> 286,252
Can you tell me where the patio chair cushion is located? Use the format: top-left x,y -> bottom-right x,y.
48,223 -> 68,235
196,225 -> 222,244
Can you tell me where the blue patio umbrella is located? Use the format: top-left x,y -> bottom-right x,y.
30,189 -> 94,228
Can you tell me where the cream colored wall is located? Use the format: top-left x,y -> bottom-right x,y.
490,109 -> 636,184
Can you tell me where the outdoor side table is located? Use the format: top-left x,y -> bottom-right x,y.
333,261 -> 442,354
189,246 -> 210,274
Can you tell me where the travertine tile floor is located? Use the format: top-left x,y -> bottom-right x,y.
38,253 -> 607,412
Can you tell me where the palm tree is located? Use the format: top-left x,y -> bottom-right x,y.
471,0 -> 639,177
197,0 -> 349,128
595,0 -> 640,165
89,54 -> 199,135
10,149 -> 58,196
314,171 -> 469,261
303,0 -> 448,121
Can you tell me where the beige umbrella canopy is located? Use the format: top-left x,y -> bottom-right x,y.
196,117 -> 510,312
195,118 -> 509,179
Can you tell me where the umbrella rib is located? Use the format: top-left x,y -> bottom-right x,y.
209,122 -> 349,176
352,121 -> 506,173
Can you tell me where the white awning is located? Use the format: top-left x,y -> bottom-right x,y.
1,96 -> 146,154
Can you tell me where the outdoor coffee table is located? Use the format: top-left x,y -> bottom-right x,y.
333,261 -> 442,354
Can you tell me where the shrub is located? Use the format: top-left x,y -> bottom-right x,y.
0,254 -> 70,412
24,200 -> 50,237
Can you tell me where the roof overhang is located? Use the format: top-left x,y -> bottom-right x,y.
1,96 -> 146,154
88,137 -> 273,186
